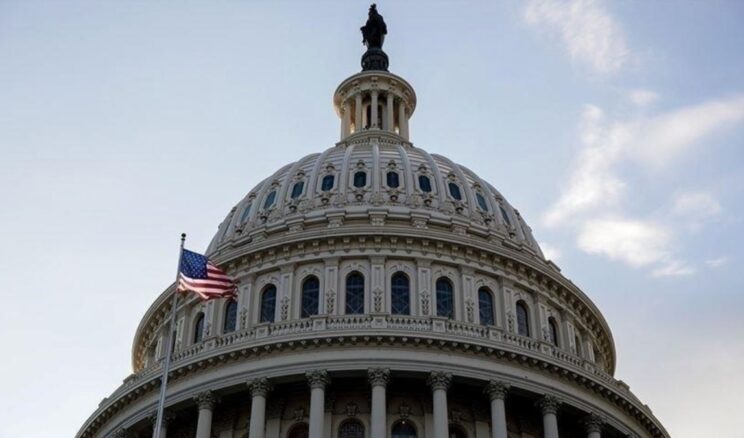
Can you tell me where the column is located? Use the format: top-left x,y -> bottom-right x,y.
307,370 -> 330,438
536,395 -> 561,438
194,390 -> 218,438
368,368 -> 390,438
427,372 -> 452,438
583,413 -> 604,438
370,90 -> 379,128
355,93 -> 363,132
248,378 -> 273,438
484,381 -> 509,438
398,100 -> 408,139
150,410 -> 174,438
342,101 -> 351,139
386,93 -> 394,132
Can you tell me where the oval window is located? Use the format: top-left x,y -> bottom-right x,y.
448,182 -> 462,200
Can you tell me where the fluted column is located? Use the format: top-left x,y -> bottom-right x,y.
355,93 -> 363,132
150,410 -> 174,438
341,101 -> 351,139
398,100 -> 408,139
368,368 -> 390,438
583,413 -> 604,438
370,90 -> 379,128
307,370 -> 330,438
194,390 -> 218,438
247,378 -> 273,438
385,93 -> 394,131
484,381 -> 509,438
427,372 -> 452,438
536,395 -> 561,438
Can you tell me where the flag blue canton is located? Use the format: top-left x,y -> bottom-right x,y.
180,249 -> 209,279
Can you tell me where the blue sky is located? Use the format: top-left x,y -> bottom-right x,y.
1,1 -> 742,437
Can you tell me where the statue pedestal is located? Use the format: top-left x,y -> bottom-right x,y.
361,48 -> 389,71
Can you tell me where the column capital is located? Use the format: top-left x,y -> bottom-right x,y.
247,377 -> 274,398
194,390 -> 219,411
583,413 -> 605,433
110,429 -> 136,438
149,410 -> 175,426
367,368 -> 390,387
427,371 -> 453,392
484,380 -> 510,401
536,394 -> 562,416
306,369 -> 330,389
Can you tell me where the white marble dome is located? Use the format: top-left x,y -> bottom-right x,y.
207,137 -> 543,258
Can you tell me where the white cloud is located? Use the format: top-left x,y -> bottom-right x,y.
628,89 -> 659,107
652,261 -> 696,278
705,257 -> 729,268
577,218 -> 671,267
672,191 -> 722,219
524,0 -> 630,74
539,242 -> 562,261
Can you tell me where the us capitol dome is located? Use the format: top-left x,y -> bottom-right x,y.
78,6 -> 669,438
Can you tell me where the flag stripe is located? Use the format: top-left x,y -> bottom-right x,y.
178,249 -> 236,300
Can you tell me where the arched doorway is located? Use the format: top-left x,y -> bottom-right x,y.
288,422 -> 309,438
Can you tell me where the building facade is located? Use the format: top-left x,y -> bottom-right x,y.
77,9 -> 669,438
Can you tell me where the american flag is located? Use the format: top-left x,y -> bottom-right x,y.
178,249 -> 236,300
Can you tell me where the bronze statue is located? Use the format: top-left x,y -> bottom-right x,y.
359,4 -> 389,71
360,4 -> 387,49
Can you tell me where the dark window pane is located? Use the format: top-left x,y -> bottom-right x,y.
387,172 -> 400,188
476,192 -> 488,211
260,285 -> 276,323
418,175 -> 432,193
223,300 -> 237,333
353,171 -> 367,188
345,272 -> 365,314
339,420 -> 365,438
391,273 -> 410,315
448,183 -> 462,200
321,175 -> 335,191
291,181 -> 305,199
301,276 -> 320,318
436,278 -> 454,318
240,203 -> 252,222
478,288 -> 494,326
289,424 -> 309,438
263,191 -> 277,209
392,422 -> 417,438
500,205 -> 512,226
516,302 -> 530,337
549,318 -> 559,346
193,313 -> 205,343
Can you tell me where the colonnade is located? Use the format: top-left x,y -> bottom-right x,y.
340,90 -> 410,140
149,371 -> 608,438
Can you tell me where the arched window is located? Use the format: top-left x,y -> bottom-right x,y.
499,205 -> 512,226
448,182 -> 462,200
418,175 -> 432,193
239,202 -> 253,222
193,312 -> 205,344
548,317 -> 559,346
448,425 -> 467,438
436,277 -> 454,319
301,276 -> 320,318
476,192 -> 489,211
387,171 -> 400,188
288,423 -> 309,438
478,287 -> 495,326
223,300 -> 237,333
263,190 -> 277,209
291,181 -> 305,199
353,171 -> 367,188
516,301 -> 530,337
321,174 -> 335,191
260,285 -> 277,323
338,419 -> 365,438
391,272 -> 410,315
345,272 -> 365,314
392,421 -> 417,438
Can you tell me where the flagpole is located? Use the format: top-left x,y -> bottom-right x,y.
153,232 -> 186,438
